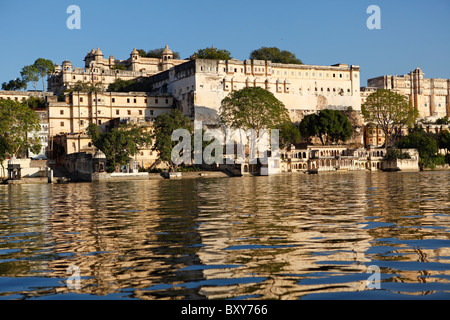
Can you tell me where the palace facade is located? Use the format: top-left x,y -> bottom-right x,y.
365,68 -> 450,120
48,46 -> 187,94
147,58 -> 362,125
47,91 -> 174,136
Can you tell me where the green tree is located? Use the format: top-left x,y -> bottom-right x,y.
436,130 -> 450,152
23,97 -> 46,109
111,64 -> 126,71
33,58 -> 55,92
277,122 -> 301,149
192,47 -> 232,60
2,78 -> 27,91
220,87 -> 290,132
71,80 -> 103,93
0,99 -> 41,159
299,109 -> 353,145
397,127 -> 438,169
362,89 -> 418,147
20,65 -> 39,91
250,47 -> 302,64
138,48 -> 181,59
152,109 -> 193,172
87,123 -> 153,172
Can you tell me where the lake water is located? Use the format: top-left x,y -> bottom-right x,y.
1,171 -> 450,300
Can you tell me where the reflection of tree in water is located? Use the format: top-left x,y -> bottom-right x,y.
45,180 -> 206,299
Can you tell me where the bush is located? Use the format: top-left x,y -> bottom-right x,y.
385,148 -> 411,160
433,154 -> 446,166
445,153 -> 450,164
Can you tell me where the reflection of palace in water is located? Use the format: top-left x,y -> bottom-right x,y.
2,171 -> 449,299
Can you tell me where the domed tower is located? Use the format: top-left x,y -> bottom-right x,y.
130,48 -> 140,71
94,47 -> 104,62
161,45 -> 174,71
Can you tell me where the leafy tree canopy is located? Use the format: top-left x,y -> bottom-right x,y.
137,48 -> 181,60
192,47 -> 232,60
20,58 -> 54,92
277,122 -> 301,149
362,89 -> 418,147
397,126 -> 439,169
70,81 -> 104,93
107,78 -> 152,92
152,109 -> 193,172
250,47 -> 303,64
0,99 -> 41,160
220,87 -> 290,132
87,123 -> 153,172
2,78 -> 27,91
299,109 -> 353,145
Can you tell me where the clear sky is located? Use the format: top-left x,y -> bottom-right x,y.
0,0 -> 449,90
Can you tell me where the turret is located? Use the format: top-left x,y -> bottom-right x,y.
161,45 -> 174,71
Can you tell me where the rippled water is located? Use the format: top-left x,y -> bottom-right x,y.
1,171 -> 450,300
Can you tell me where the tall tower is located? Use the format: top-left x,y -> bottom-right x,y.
161,45 -> 174,71
130,48 -> 140,71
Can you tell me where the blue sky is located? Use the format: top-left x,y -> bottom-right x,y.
0,0 -> 449,89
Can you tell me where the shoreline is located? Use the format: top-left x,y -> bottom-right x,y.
2,167 -> 449,185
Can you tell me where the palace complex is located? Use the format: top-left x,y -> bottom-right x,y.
1,45 -> 449,176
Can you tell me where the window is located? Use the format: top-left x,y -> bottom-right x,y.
112,98 -> 115,103
127,110 -> 131,115
155,99 -> 158,104
144,98 -> 147,103
60,110 -> 64,115
150,110 -> 154,116
98,120 -> 102,125
134,98 -> 137,103
60,122 -> 64,127
139,110 -> 143,115
166,99 -> 169,104
116,110 -> 120,115
127,98 -> 130,103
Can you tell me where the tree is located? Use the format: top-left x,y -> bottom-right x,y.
20,65 -> 39,91
2,78 -> 27,91
0,99 -> 41,159
220,87 -> 290,132
299,109 -> 353,145
397,126 -> 438,169
87,123 -> 153,172
250,47 -> 302,64
71,80 -> 103,93
23,97 -> 46,109
138,48 -> 181,59
33,58 -> 55,92
277,122 -> 301,149
192,47 -> 232,60
362,89 -> 418,147
152,109 -> 193,172
436,130 -> 450,152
